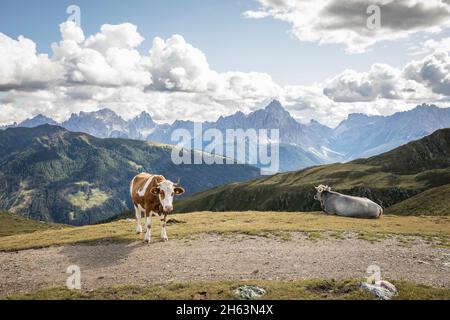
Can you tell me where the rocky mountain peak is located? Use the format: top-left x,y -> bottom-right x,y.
130,111 -> 156,128
264,100 -> 288,115
19,114 -> 58,128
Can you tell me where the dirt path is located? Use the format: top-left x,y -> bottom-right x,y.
1,233 -> 449,297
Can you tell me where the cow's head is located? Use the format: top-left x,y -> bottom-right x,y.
150,180 -> 185,213
314,185 -> 331,201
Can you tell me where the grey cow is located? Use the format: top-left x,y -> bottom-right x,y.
314,185 -> 383,219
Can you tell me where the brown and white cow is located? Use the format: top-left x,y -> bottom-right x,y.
130,172 -> 185,243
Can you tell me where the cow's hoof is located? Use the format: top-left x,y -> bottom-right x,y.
143,239 -> 151,244
162,237 -> 168,242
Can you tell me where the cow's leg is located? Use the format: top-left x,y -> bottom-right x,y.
134,205 -> 142,234
160,215 -> 168,242
143,209 -> 153,243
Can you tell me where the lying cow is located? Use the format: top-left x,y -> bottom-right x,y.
314,185 -> 383,219
130,173 -> 185,243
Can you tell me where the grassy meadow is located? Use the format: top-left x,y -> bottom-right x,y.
1,211 -> 449,251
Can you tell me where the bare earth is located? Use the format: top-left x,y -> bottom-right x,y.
1,233 -> 449,297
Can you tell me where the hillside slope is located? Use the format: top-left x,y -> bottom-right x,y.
385,184 -> 450,216
175,129 -> 450,214
0,211 -> 66,237
0,125 -> 260,225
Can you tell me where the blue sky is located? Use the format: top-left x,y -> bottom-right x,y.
0,0 -> 420,85
0,0 -> 449,126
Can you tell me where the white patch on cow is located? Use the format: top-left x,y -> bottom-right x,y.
134,205 -> 142,234
160,217 -> 168,241
158,180 -> 175,212
137,175 -> 154,197
145,216 -> 152,229
129,176 -> 136,196
144,215 -> 152,243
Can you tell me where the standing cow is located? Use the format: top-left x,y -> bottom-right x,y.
130,173 -> 185,243
314,185 -> 383,219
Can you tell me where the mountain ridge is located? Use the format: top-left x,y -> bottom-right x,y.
5,101 -> 450,171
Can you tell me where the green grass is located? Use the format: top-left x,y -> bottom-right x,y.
67,188 -> 111,211
386,184 -> 450,216
6,279 -> 450,300
0,211 -> 449,251
0,211 -> 67,237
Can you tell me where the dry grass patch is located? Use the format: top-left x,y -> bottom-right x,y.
0,212 -> 67,237
1,211 -> 449,251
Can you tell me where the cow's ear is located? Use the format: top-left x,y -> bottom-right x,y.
150,187 -> 160,195
174,186 -> 185,195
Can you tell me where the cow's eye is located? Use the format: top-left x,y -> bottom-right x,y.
171,192 -> 174,196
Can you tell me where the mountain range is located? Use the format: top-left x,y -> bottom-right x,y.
5,100 -> 450,172
0,125 -> 259,225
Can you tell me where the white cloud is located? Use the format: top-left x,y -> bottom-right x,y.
51,21 -> 152,88
323,63 -> 435,102
0,33 -> 63,91
404,49 -> 450,95
1,20 -> 449,128
244,0 -> 450,53
84,23 -> 144,53
148,35 -> 212,92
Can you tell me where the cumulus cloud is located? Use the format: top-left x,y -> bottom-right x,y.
85,23 -> 144,53
404,50 -> 450,95
148,35 -> 212,92
0,33 -> 63,91
0,20 -> 449,128
51,21 -> 152,87
323,63 -> 435,102
244,0 -> 450,53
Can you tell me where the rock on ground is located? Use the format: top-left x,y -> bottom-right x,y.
234,285 -> 266,299
359,280 -> 398,300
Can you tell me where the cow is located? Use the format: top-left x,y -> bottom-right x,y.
313,185 -> 383,219
130,173 -> 185,243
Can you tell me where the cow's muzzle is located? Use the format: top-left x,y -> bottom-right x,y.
163,205 -> 173,213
